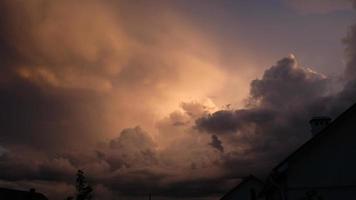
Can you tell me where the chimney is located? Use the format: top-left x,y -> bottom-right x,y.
29,188 -> 36,199
309,116 -> 331,136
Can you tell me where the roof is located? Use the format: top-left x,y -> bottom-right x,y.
220,175 -> 264,200
0,187 -> 48,200
274,102 -> 356,172
260,102 -> 356,197
309,116 -> 331,123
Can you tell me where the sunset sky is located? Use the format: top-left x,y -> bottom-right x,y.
1,1 -> 356,200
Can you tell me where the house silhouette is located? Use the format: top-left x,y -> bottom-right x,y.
0,187 -> 48,200
219,102 -> 356,200
261,102 -> 356,200
220,175 -> 264,200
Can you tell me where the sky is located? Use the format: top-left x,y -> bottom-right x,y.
0,0 -> 356,199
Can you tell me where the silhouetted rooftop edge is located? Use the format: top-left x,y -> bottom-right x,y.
273,102 -> 356,172
0,187 -> 48,200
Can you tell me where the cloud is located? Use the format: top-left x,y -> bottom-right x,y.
283,0 -> 352,14
0,0 -> 356,200
107,126 -> 158,170
0,146 -> 7,156
195,55 -> 334,177
0,0 -> 225,151
0,1 -> 227,198
249,55 -> 329,107
209,135 -> 224,153
0,53 -> 354,199
197,55 -> 329,135
0,148 -> 77,185
340,22 -> 356,104
194,15 -> 356,180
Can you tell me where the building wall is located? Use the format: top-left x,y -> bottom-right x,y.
222,179 -> 263,200
283,112 -> 356,200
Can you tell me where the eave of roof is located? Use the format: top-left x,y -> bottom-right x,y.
0,187 -> 48,200
220,175 -> 264,200
273,102 -> 356,172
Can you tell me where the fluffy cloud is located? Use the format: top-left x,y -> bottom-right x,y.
194,3 -> 356,181
0,0 -> 225,151
249,55 -> 328,107
1,0 -> 356,200
197,55 -> 329,135
106,126 -> 158,170
0,1 -> 227,199
0,54 -> 354,200
195,54 -> 355,178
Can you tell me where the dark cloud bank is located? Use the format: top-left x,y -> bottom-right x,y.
1,1 -> 356,200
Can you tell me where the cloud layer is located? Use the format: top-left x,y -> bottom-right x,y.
0,1 -> 356,200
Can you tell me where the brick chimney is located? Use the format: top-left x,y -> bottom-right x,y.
309,116 -> 331,136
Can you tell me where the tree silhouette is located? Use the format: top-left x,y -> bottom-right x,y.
75,170 -> 93,200
66,170 -> 93,200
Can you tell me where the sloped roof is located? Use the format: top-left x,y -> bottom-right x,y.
220,175 -> 264,200
274,102 -> 356,172
0,187 -> 48,200
260,102 -> 356,197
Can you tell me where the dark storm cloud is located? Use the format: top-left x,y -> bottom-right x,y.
150,178 -> 232,198
196,22 -> 356,175
2,48 -> 353,200
0,76 -> 108,151
0,127 -> 160,199
106,126 -> 158,170
249,56 -> 329,107
196,55 -> 337,175
0,0 -> 118,151
339,22 -> 356,106
0,0 -> 223,148
104,173 -> 233,198
0,1 -> 356,200
196,108 -> 274,134
110,127 -> 155,150
209,135 -> 224,152
0,149 -> 75,182
197,55 -> 329,135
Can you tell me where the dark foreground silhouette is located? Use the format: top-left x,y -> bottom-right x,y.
0,187 -> 48,200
